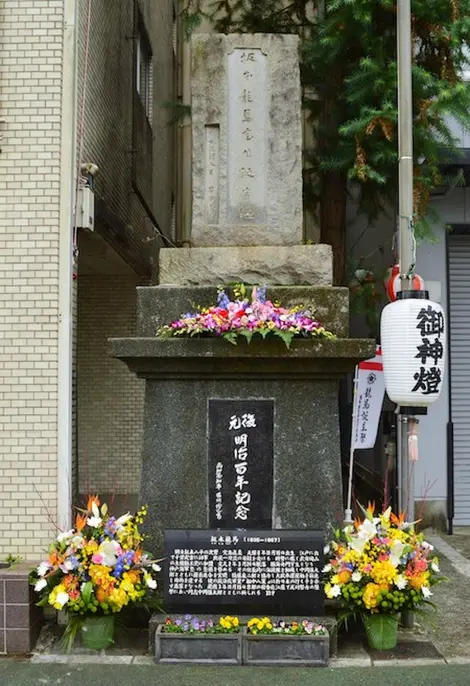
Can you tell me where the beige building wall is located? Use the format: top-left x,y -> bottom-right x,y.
77,273 -> 144,503
0,0 -> 65,556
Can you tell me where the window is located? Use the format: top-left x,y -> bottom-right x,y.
136,25 -> 153,121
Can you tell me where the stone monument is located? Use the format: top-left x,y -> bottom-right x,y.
109,34 -> 375,563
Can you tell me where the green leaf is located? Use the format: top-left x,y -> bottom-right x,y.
239,329 -> 253,344
274,330 -> 294,349
81,581 -> 93,606
222,332 -> 238,345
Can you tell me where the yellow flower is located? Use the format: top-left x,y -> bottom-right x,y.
84,540 -> 99,556
409,572 -> 430,590
363,582 -> 381,610
371,560 -> 398,585
109,586 -> 128,610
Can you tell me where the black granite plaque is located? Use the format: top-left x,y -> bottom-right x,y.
208,399 -> 274,529
164,529 -> 324,615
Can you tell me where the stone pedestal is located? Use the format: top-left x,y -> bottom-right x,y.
109,286 -> 375,554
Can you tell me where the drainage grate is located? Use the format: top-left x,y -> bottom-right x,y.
369,640 -> 443,661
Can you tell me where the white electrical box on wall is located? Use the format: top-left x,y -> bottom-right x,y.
77,185 -> 95,231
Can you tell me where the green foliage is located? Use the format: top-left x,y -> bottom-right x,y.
191,0 -> 470,244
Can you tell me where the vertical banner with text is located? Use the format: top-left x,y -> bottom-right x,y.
353,347 -> 385,450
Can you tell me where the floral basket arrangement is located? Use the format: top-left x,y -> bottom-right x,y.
156,615 -> 242,665
30,496 -> 161,651
157,283 -> 335,348
246,617 -> 327,636
244,617 -> 329,667
323,505 -> 445,650
163,615 -> 240,633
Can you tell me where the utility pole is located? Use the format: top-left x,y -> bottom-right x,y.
397,0 -> 415,519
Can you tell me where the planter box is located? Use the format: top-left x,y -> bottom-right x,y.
243,628 -> 329,667
155,625 -> 242,665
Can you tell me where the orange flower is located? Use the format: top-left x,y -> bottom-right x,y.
63,574 -> 77,591
48,552 -> 64,567
124,570 -> 140,585
338,570 -> 352,585
391,512 -> 406,527
87,495 -> 100,511
75,513 -> 87,532
366,502 -> 376,518
96,587 -> 110,603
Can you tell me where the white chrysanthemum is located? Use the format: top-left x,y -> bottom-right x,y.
55,592 -> 69,608
322,564 -> 332,573
330,584 -> 341,598
394,574 -> 408,590
56,529 -> 74,543
352,571 -> 362,582
34,579 -> 48,592
422,586 -> 433,599
145,575 -> 157,590
37,562 -> 50,577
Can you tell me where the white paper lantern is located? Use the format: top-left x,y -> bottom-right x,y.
380,291 -> 446,408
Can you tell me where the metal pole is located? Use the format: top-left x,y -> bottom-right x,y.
397,0 -> 415,520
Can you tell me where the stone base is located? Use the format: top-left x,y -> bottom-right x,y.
243,628 -> 329,667
0,562 -> 44,654
155,625 -> 242,665
109,336 -> 375,554
158,245 -> 332,287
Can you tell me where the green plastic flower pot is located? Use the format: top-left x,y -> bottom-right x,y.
362,614 -> 398,651
80,615 -> 115,650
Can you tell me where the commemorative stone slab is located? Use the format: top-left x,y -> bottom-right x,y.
164,529 -> 324,616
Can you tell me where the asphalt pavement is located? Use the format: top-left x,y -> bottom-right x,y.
2,662 -> 470,686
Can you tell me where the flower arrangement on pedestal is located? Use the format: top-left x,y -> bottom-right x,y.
323,505 -> 445,650
157,283 -> 335,348
30,496 -> 161,651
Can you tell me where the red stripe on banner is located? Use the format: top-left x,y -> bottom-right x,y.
359,361 -> 383,371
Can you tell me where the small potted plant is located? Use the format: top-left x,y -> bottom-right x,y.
30,496 -> 161,651
155,615 -> 242,665
243,617 -> 329,666
157,283 -> 335,348
323,504 -> 445,650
